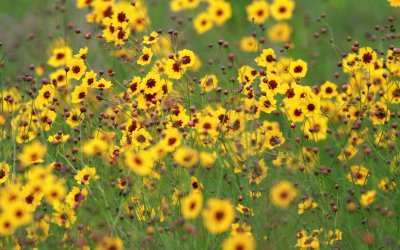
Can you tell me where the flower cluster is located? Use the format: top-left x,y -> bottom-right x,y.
0,0 -> 399,249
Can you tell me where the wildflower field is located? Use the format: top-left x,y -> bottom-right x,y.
0,0 -> 400,249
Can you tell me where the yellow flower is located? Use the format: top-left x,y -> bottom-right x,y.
35,64 -> 45,76
181,192 -> 203,219
71,84 -> 88,103
385,82 -> 400,104
193,12 -> 214,34
130,128 -> 153,150
52,203 -> 76,228
0,162 -> 11,184
36,84 -> 55,108
369,101 -> 390,125
342,52 -> 360,73
0,182 -> 23,209
222,234 -> 255,250
67,58 -> 86,80
240,36 -> 258,52
295,229 -> 321,249
76,0 -> 93,9
347,165 -> 369,185
199,151 -> 216,168
44,179 -> 67,205
23,169 -> 49,210
171,0 -> 200,11
125,150 -> 154,176
379,178 -> 397,191
190,176 -> 204,192
49,68 -> 68,87
320,81 -> 338,99
236,204 -> 254,216
202,198 -> 235,234
195,114 -> 220,137
360,190 -> 377,207
26,220 -> 50,242
81,70 -> 98,88
1,87 -> 22,113
263,130 -> 285,149
255,48 -> 277,67
37,109 -> 56,132
66,186 -> 88,209
270,180 -> 297,208
259,93 -> 277,114
74,46 -> 88,59
161,127 -> 182,152
74,166 -> 99,185
8,201 -> 33,227
17,141 -> 47,167
246,0 -> 270,23
267,22 -> 292,43
388,0 -> 400,7
0,202 -> 32,235
0,214 -> 16,236
231,223 -> 252,236
66,108 -> 84,128
137,47 -> 153,66
153,36 -> 173,57
128,2 -> 150,33
165,58 -> 186,79
248,159 -> 268,184
102,17 -> 131,46
270,0 -> 295,21
200,74 -> 218,92
0,114 -> 5,126
127,76 -> 142,95
358,47 -> 377,67
297,93 -> 323,117
141,72 -> 162,94
94,78 -> 113,90
96,236 -> 124,250
174,147 -> 199,168
326,229 -> 343,245
82,137 -> 108,156
298,197 -> 318,215
260,73 -> 284,94
207,1 -> 232,26
116,177 -> 129,190
47,46 -> 72,67
143,31 -> 159,45
289,59 -> 308,79
237,65 -> 257,85
177,49 -> 196,68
